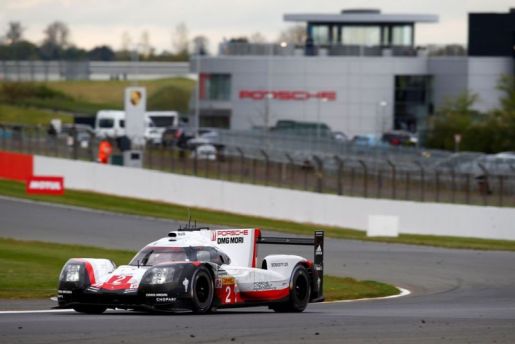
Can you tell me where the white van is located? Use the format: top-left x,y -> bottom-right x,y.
145,111 -> 178,144
95,110 -> 178,143
95,110 -> 126,138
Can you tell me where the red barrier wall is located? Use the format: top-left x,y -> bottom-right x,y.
0,151 -> 34,181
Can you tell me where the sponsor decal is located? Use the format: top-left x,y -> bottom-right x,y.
183,278 -> 189,292
156,297 -> 176,303
26,176 -> 64,195
240,90 -> 336,102
58,290 -> 72,294
253,281 -> 272,291
316,245 -> 323,255
146,293 -> 168,297
213,229 -> 248,245
271,262 -> 288,268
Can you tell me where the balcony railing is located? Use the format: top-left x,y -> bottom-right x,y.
218,42 -> 467,57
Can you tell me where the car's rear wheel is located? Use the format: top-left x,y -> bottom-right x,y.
72,305 -> 107,314
272,265 -> 311,313
191,266 -> 214,314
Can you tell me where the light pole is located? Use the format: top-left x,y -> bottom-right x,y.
194,53 -> 201,138
378,100 -> 388,133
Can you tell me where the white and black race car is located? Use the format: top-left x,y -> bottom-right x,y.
57,227 -> 324,314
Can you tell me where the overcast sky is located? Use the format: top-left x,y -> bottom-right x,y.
0,0 -> 513,53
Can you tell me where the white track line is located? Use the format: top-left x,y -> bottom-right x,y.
0,309 -> 72,315
0,288 -> 411,314
322,287 -> 411,304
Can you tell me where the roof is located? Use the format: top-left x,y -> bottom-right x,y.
283,12 -> 439,24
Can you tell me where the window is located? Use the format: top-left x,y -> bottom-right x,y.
98,118 -> 114,128
201,74 -> 231,101
394,75 -> 433,133
341,26 -> 381,46
391,25 -> 412,46
119,120 -> 125,128
312,25 -> 330,45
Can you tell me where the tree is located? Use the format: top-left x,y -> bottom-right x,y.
172,23 -> 189,56
426,91 -> 480,150
248,32 -> 267,44
139,31 -> 154,58
496,75 -> 515,114
40,21 -> 71,60
277,25 -> 306,45
192,35 -> 209,55
88,45 -> 115,61
6,21 -> 24,45
43,21 -> 70,48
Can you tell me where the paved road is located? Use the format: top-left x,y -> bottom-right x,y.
1,196 -> 515,343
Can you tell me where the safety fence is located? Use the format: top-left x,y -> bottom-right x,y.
1,123 -> 515,207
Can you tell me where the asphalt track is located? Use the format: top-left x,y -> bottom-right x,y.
1,196 -> 515,343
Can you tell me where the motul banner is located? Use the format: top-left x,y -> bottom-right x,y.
26,176 -> 64,195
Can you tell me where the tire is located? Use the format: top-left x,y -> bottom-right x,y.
72,305 -> 107,314
190,266 -> 214,314
272,265 -> 311,313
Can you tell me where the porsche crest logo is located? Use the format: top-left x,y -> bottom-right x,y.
130,90 -> 142,106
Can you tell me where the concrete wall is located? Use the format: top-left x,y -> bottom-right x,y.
34,155 -> 515,241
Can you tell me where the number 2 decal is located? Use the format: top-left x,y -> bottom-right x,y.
225,286 -> 232,304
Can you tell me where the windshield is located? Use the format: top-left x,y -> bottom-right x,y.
129,247 -> 189,266
98,118 -> 114,128
150,116 -> 175,128
129,246 -> 230,266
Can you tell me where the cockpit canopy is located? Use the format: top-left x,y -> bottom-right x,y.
129,246 -> 231,266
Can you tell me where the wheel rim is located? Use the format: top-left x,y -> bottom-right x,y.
294,273 -> 308,301
196,275 -> 210,303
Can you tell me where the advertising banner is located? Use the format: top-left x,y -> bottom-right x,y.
26,176 -> 64,195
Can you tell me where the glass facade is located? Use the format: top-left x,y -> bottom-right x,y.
342,26 -> 381,45
394,75 -> 433,133
200,73 -> 231,101
309,23 -> 414,46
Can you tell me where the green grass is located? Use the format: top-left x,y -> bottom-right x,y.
0,104 -> 73,125
0,237 -> 398,300
47,78 -> 194,110
1,178 -> 515,252
324,276 -> 399,301
0,238 -> 133,299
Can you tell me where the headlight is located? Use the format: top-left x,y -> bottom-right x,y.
64,264 -> 81,282
148,267 -> 175,284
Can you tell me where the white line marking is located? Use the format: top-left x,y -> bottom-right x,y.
0,288 -> 411,314
0,309 -> 72,315
322,287 -> 411,304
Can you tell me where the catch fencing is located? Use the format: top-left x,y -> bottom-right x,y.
1,123 -> 515,207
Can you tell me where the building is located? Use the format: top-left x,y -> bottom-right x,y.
191,9 -> 514,138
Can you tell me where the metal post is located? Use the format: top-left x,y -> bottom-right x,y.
334,156 -> 343,196
465,174 -> 471,205
498,175 -> 504,207
358,160 -> 368,198
236,147 -> 244,183
313,155 -> 323,193
450,166 -> 456,203
478,163 -> 489,206
413,161 -> 425,202
386,160 -> 396,199
260,149 -> 270,186
435,170 -> 440,202
285,153 -> 295,189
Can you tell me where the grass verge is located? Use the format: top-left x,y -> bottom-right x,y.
0,237 -> 398,301
1,178 -> 515,252
0,104 -> 73,125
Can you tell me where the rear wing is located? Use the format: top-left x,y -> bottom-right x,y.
257,231 -> 324,302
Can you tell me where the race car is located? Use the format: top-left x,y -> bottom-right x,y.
57,227 -> 324,314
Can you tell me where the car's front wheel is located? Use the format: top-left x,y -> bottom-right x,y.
190,266 -> 214,314
72,305 -> 107,314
